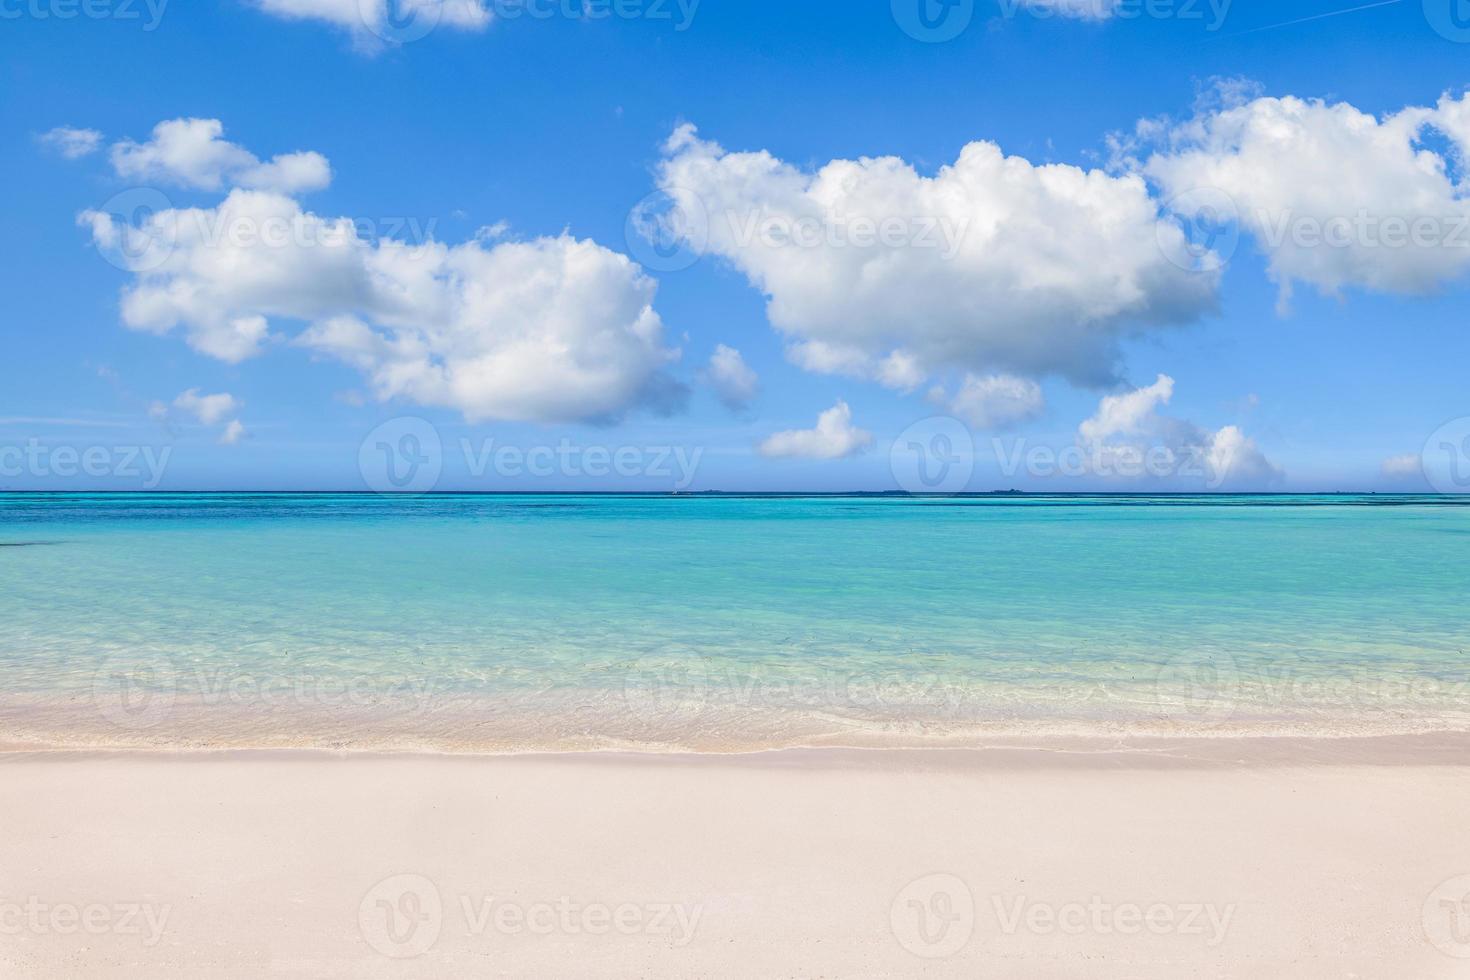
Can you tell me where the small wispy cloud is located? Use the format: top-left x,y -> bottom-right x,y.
37,126 -> 103,160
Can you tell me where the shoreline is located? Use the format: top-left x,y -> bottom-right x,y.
5,730 -> 1470,768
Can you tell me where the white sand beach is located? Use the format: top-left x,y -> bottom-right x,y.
2,740 -> 1469,978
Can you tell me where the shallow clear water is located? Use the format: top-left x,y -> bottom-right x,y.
2,493 -> 1468,751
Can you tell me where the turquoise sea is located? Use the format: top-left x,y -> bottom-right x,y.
2,493 -> 1468,752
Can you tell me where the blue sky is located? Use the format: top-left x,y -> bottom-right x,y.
4,0 -> 1470,491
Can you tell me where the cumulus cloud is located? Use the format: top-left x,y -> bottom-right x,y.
83,138 -> 683,424
704,344 -> 759,411
1078,374 -> 1178,445
111,119 -> 331,194
655,125 -> 1218,391
174,388 -> 241,425
1146,90 -> 1470,309
156,389 -> 248,445
758,401 -> 873,460
935,373 -> 1045,430
1077,374 -> 1281,487
38,126 -> 103,159
1381,453 -> 1423,478
251,0 -> 491,43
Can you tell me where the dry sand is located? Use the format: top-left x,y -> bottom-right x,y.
2,741 -> 1469,978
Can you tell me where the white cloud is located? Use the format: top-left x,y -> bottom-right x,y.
656,125 -> 1218,390
704,344 -> 759,410
1202,424 -> 1277,488
1016,0 -> 1120,19
251,0 -> 491,42
1077,374 -> 1282,487
252,0 -> 363,25
111,119 -> 331,194
219,419 -> 247,445
875,350 -> 925,392
84,158 -> 683,424
475,220 -> 511,243
38,126 -> 103,159
1078,373 -> 1177,445
1146,90 -> 1470,309
936,373 -> 1045,430
758,401 -> 873,460
174,388 -> 242,425
1381,453 -> 1422,478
